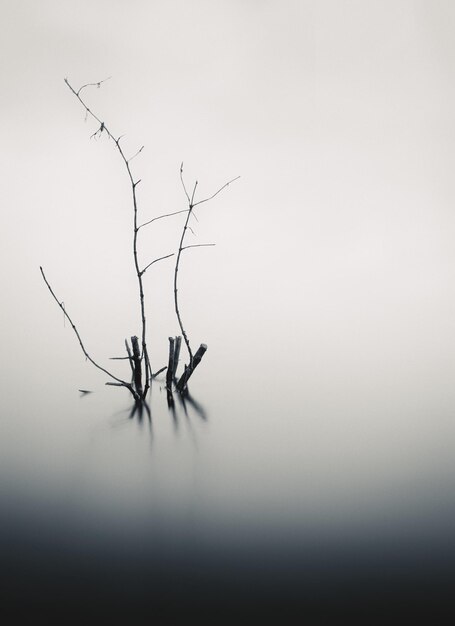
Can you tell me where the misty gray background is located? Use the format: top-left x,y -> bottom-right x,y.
1,1 -> 455,531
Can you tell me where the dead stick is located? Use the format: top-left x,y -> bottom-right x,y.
40,266 -> 137,397
176,343 -> 207,392
173,335 -> 182,380
131,335 -> 143,396
166,337 -> 175,391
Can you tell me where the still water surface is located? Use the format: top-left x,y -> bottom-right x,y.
1,347 -> 454,621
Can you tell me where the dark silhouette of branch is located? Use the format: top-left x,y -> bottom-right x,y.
176,344 -> 207,392
137,209 -> 189,231
40,266 -> 138,399
193,176 -> 240,208
124,338 -> 135,379
152,366 -> 167,378
174,166 -> 196,364
181,243 -> 215,251
64,77 -> 152,396
43,79 -> 239,404
128,145 -> 144,162
76,76 -> 112,96
140,253 -> 174,276
173,336 -> 182,381
166,337 -> 175,391
174,166 -> 239,369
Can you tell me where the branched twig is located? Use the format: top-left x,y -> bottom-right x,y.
65,77 -> 151,397
174,166 -> 239,367
39,266 -> 138,399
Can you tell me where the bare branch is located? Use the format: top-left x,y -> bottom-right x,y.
176,344 -> 208,392
140,253 -> 174,276
152,366 -> 167,378
193,176 -> 240,208
173,172 -> 238,367
76,76 -> 112,96
128,145 -> 144,163
181,243 -> 215,251
124,338 -> 135,378
137,209 -> 189,231
65,77 -> 151,398
40,266 -> 135,395
90,122 -> 105,140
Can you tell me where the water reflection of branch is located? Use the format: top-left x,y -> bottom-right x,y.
182,390 -> 208,421
129,398 -> 153,444
166,386 -> 208,438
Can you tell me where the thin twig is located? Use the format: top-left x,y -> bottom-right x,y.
128,145 -> 144,163
181,243 -> 215,251
140,253 -> 174,276
193,176 -> 240,208
137,209 -> 189,231
76,76 -> 112,96
152,366 -> 167,378
174,165 -> 196,364
124,338 -> 135,379
65,77 -> 151,397
190,180 -> 198,205
173,167 -> 239,367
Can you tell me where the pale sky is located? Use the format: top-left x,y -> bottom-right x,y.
2,0 -> 455,406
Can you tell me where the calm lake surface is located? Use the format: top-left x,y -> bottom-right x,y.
1,341 -> 454,622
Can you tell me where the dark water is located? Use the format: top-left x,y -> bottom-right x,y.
1,353 -> 454,623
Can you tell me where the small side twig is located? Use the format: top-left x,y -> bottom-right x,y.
137,209 -> 190,231
65,77 -> 151,398
152,366 -> 167,379
140,253 -> 174,276
181,244 -> 215,251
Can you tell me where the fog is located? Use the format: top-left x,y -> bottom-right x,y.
1,0 -> 455,620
